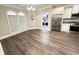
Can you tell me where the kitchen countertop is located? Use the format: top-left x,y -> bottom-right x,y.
63,18 -> 79,23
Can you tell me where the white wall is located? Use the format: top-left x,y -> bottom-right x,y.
0,5 -> 30,39
26,11 -> 38,29
51,7 -> 64,14
0,6 -> 10,37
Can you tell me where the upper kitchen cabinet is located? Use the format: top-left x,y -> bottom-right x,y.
63,6 -> 73,18
72,5 -> 79,14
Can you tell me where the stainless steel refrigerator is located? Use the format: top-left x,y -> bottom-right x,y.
51,14 -> 62,31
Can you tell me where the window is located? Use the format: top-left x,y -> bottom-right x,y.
18,12 -> 25,16
18,12 -> 27,29
7,11 -> 18,32
7,11 -> 16,15
7,11 -> 27,32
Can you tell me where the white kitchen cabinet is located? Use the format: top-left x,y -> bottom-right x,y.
72,5 -> 79,14
61,23 -> 70,32
63,6 -> 72,18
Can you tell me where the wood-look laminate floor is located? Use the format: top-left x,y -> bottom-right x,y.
1,29 -> 79,55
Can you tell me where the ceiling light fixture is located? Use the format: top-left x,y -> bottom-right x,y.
27,5 -> 36,11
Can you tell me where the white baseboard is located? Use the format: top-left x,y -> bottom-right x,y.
0,29 -> 29,40
0,27 -> 39,40
0,27 -> 49,40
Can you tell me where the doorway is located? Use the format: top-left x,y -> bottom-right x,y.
42,13 -> 48,30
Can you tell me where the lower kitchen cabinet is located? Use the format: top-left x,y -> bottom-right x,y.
61,23 -> 70,32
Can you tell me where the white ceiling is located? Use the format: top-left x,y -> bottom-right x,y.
0,4 -> 48,10
15,4 -> 52,10
17,4 -> 63,9
17,4 -> 45,8
0,4 -> 67,11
